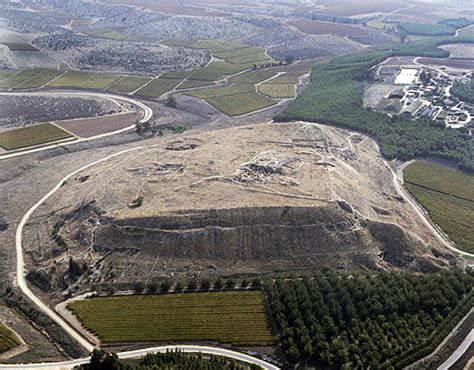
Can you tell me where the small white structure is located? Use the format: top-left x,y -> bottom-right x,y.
395,68 -> 418,85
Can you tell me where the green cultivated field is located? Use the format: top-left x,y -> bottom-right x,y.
0,69 -> 43,89
0,323 -> 19,354
186,83 -> 254,99
404,161 -> 473,253
88,30 -> 129,41
258,84 -> 296,98
229,69 -> 276,84
69,291 -> 274,346
13,69 -> 63,89
48,71 -> 120,89
206,92 -> 276,116
106,76 -> 150,93
0,71 -> 12,80
189,61 -> 247,81
161,70 -> 193,79
134,77 -> 181,98
1,42 -> 38,51
0,123 -> 72,150
266,72 -> 302,84
176,79 -> 214,90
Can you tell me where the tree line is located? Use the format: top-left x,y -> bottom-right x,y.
80,349 -> 262,369
276,35 -> 474,172
266,269 -> 473,368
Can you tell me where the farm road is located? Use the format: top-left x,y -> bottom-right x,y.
0,91 -> 153,160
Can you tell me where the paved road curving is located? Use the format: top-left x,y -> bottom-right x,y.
0,91 -> 153,160
6,118 -> 470,369
0,345 -> 280,369
10,142 -> 280,369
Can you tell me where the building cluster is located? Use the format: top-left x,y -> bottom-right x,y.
375,63 -> 473,132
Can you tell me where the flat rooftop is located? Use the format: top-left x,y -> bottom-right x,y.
395,68 -> 418,85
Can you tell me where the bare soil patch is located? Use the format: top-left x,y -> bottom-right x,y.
55,112 -> 141,138
417,58 -> 474,70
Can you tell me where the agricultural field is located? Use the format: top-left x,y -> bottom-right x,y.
258,84 -> 296,99
205,92 -> 276,116
318,0 -> 405,17
0,69 -> 43,89
416,58 -> 474,70
176,79 -> 214,90
265,72 -> 302,85
47,71 -> 121,90
0,323 -> 20,354
87,30 -> 129,41
188,61 -> 248,82
367,20 -> 391,30
0,123 -> 72,150
186,83 -> 254,99
134,77 -> 182,98
404,161 -> 474,253
289,20 -> 368,37
68,291 -> 274,346
458,25 -> 474,37
1,42 -> 38,51
161,70 -> 193,79
12,69 -> 63,89
105,76 -> 150,93
160,39 -> 194,47
0,95 -> 119,130
229,69 -> 276,84
55,111 -> 140,138
0,71 -> 12,81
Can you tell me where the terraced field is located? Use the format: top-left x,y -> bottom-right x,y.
0,69 -> 43,89
258,84 -> 296,98
134,77 -> 182,98
229,69 -> 276,84
0,323 -> 20,354
186,83 -> 254,99
69,291 -> 274,346
106,76 -> 150,93
0,123 -> 72,150
265,72 -> 302,85
12,69 -> 63,89
206,92 -> 276,116
47,71 -> 121,89
404,161 -> 474,253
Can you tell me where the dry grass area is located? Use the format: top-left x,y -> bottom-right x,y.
289,20 -> 368,37
69,291 -> 273,345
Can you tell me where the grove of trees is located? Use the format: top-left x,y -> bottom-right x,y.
452,77 -> 474,104
81,349 -> 262,369
276,35 -> 474,172
266,269 -> 473,368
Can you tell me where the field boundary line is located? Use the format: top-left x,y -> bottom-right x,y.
0,91 -> 152,160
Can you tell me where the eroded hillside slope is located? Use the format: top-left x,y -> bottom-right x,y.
24,122 -> 456,292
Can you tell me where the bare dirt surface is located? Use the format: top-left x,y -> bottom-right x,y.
55,111 -> 141,138
0,95 -> 120,132
17,122 -> 457,301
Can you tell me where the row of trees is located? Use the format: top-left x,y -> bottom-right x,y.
125,276 -> 262,295
82,349 -> 261,370
277,35 -> 474,172
266,269 -> 473,368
